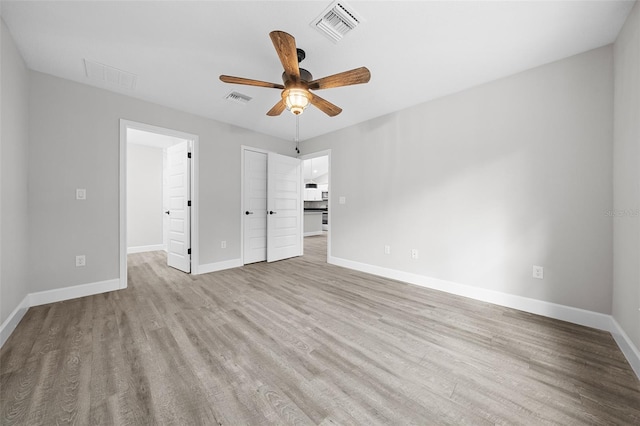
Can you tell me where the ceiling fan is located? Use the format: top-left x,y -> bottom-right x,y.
220,30 -> 371,117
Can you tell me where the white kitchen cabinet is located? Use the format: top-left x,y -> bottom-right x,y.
304,188 -> 322,201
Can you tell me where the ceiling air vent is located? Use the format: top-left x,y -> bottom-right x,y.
84,59 -> 137,90
311,1 -> 363,43
225,91 -> 252,105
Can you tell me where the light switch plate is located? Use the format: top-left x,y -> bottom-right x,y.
339,196 -> 346,204
76,188 -> 86,200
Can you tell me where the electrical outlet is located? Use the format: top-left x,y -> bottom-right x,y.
533,265 -> 544,279
339,196 -> 346,205
221,240 -> 227,249
76,255 -> 86,267
411,249 -> 419,259
76,188 -> 86,200
384,245 -> 391,255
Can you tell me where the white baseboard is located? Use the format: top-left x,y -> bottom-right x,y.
610,317 -> 640,378
329,255 -> 640,379
329,256 -> 612,330
29,278 -> 121,307
127,244 -> 165,254
0,278 -> 121,349
197,258 -> 243,275
0,295 -> 30,347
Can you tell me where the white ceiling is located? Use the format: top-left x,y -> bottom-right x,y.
1,1 -> 634,142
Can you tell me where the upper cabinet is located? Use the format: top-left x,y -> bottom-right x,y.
304,188 -> 323,201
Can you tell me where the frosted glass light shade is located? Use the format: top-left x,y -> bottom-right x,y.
285,88 -> 311,115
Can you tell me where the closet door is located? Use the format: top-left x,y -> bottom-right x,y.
266,152 -> 303,262
242,150 -> 268,264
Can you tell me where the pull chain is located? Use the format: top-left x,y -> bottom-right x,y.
295,115 -> 300,154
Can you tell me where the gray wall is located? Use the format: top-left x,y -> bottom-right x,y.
1,19 -> 30,325
613,1 -> 640,350
28,71 -> 293,293
127,143 -> 163,250
302,46 -> 614,314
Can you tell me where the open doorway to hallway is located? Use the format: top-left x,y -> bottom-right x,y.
119,120 -> 199,288
299,150 -> 331,263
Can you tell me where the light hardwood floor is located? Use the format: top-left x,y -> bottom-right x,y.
2,234 -> 639,425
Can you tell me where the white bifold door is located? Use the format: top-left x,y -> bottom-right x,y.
267,153 -> 302,262
166,141 -> 191,272
243,150 -> 268,264
243,150 -> 302,264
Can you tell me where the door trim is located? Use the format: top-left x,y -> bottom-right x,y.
298,149 -> 332,262
119,119 -> 200,289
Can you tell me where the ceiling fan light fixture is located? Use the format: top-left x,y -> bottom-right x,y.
284,88 -> 311,115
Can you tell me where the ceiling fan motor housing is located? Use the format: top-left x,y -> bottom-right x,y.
282,69 -> 313,85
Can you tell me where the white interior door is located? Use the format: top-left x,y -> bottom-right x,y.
267,152 -> 302,262
243,150 -> 268,264
166,141 -> 191,272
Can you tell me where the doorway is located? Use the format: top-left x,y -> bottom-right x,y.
299,150 -> 332,263
119,120 -> 199,288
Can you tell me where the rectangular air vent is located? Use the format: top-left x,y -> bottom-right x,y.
225,91 -> 252,105
84,59 -> 137,90
311,1 -> 363,43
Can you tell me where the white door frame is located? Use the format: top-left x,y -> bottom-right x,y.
298,149 -> 332,262
119,119 -> 199,289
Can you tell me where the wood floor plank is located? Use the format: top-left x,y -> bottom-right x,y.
1,234 -> 639,425
44,297 -> 94,425
0,306 -> 50,376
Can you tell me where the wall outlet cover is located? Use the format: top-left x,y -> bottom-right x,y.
533,265 -> 544,279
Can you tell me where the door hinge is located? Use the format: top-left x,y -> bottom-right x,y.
188,248 -> 191,255
187,152 -> 192,159
188,200 -> 191,207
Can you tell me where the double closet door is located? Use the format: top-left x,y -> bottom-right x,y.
243,149 -> 303,264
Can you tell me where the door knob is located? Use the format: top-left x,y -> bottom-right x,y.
245,211 -> 254,215
269,211 -> 277,215
165,210 -> 170,215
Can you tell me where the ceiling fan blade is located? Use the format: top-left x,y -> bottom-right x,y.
269,30 -> 300,82
308,67 -> 371,90
220,75 -> 284,89
266,100 -> 286,116
310,94 -> 342,117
